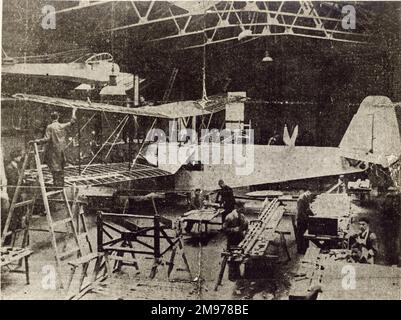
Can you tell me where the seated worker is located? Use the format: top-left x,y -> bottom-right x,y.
3,149 -> 27,243
350,217 -> 378,264
5,149 -> 23,201
296,190 -> 314,254
1,148 -> 9,234
215,179 -> 236,223
223,203 -> 249,280
184,188 -> 206,233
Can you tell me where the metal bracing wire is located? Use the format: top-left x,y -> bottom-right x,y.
104,115 -> 129,160
81,115 -> 129,174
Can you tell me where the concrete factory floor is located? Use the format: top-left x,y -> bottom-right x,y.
1,193 -> 399,300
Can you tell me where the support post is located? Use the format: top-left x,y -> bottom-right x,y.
134,75 -> 139,107
78,115 -> 81,175
97,212 -> 103,253
154,214 -> 161,259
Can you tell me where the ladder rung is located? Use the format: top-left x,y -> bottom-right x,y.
68,253 -> 100,267
48,199 -> 74,203
120,263 -> 137,267
14,199 -> 35,208
46,190 -> 64,197
52,218 -> 73,228
59,247 -> 80,260
103,246 -> 136,253
108,255 -> 137,263
29,228 -> 67,234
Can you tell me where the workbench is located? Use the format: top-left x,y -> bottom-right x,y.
289,247 -> 401,300
1,247 -> 33,284
305,194 -> 355,250
215,199 -> 290,290
180,208 -> 223,234
303,231 -> 348,250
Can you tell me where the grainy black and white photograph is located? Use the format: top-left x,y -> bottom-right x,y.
0,0 -> 400,305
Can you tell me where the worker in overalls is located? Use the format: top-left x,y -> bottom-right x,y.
5,149 -> 23,201
31,108 -> 77,188
1,147 -> 9,234
350,217 -> 378,264
216,179 -> 236,223
223,203 -> 248,280
3,149 -> 26,242
296,190 -> 314,254
381,191 -> 401,265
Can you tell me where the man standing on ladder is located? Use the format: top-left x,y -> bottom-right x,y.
30,107 -> 77,188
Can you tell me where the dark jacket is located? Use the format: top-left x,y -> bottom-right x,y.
223,209 -> 249,247
296,193 -> 313,223
5,161 -> 20,200
216,185 -> 236,211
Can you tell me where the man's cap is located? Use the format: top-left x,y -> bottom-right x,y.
359,217 -> 370,224
10,149 -> 22,159
50,111 -> 59,119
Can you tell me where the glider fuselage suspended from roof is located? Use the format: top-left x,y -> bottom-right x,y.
2,52 -> 138,91
12,94 -> 401,192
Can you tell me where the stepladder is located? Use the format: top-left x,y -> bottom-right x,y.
1,142 -> 90,289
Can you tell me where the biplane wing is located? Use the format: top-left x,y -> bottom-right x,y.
24,162 -> 172,187
12,93 -> 247,118
12,93 -> 245,188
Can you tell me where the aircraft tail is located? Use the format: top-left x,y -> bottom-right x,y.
283,124 -> 298,146
339,96 -> 401,167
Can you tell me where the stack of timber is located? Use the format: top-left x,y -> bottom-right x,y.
238,198 -> 285,258
214,198 -> 287,290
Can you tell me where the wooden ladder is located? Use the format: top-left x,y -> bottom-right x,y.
2,143 -> 85,288
71,186 -> 93,254
66,192 -> 109,300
